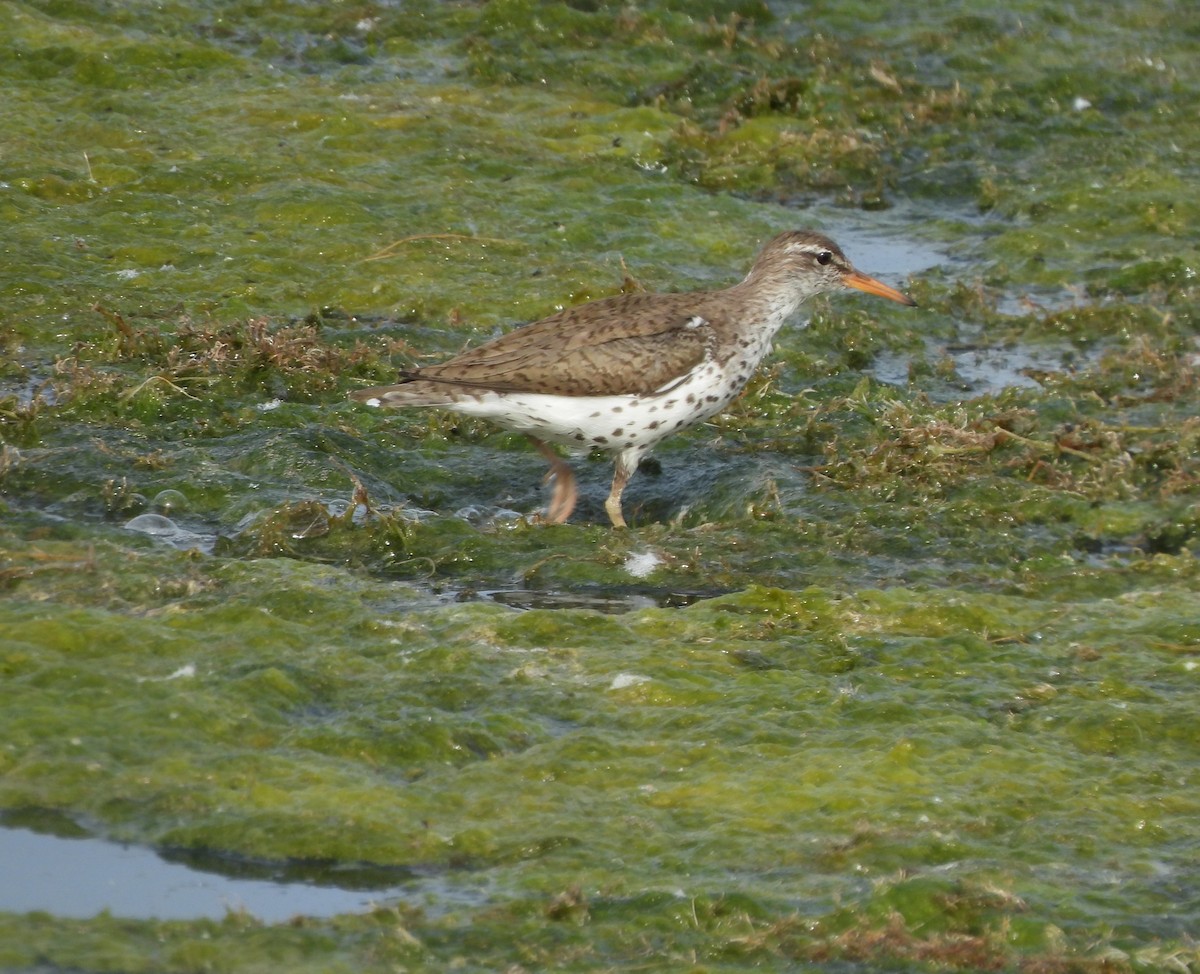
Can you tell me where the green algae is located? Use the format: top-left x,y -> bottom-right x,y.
2,0 -> 1200,971
2,562 -> 1198,968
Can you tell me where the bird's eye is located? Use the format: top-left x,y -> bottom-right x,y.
816,250 -> 833,266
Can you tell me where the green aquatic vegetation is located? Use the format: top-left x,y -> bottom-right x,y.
2,0 -> 1199,970
2,562 -> 1199,970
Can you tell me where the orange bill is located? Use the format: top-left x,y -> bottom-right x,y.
843,269 -> 916,306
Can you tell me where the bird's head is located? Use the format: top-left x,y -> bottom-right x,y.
752,230 -> 916,307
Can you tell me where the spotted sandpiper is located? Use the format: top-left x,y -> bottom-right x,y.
351,231 -> 915,527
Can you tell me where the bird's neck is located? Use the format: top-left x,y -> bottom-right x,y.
723,265 -> 807,336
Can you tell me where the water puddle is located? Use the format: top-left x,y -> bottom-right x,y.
871,339 -> 1099,398
0,821 -> 486,922
824,217 -> 951,283
806,204 -> 1111,400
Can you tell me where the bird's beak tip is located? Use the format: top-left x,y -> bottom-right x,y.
843,269 -> 915,306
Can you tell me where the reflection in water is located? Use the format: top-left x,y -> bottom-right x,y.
0,823 -> 485,923
477,587 -> 713,613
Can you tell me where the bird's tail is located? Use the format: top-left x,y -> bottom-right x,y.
349,376 -> 467,409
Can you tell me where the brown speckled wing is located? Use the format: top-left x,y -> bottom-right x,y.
412,291 -> 716,397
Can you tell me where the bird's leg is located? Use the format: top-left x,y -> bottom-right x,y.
530,436 -> 577,524
604,452 -> 641,529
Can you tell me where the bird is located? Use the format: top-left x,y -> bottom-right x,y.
350,230 -> 915,528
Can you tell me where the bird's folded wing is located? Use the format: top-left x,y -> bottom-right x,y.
414,294 -> 715,397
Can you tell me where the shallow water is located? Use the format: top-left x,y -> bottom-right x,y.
0,824 -> 413,922
870,338 -> 1102,397
1,1 -> 1197,971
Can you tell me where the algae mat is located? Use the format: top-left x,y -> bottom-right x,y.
1,0 -> 1198,971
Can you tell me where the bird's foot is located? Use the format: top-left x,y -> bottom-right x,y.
530,437 -> 578,525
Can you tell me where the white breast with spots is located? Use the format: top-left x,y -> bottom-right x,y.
442,349 -> 763,454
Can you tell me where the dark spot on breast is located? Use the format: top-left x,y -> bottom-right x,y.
595,436 -> 608,444
589,411 -> 601,418
686,394 -> 696,404
706,394 -> 720,402
612,428 -> 624,437
574,433 -> 585,441
648,420 -> 660,430
624,440 -> 635,448
611,406 -> 623,413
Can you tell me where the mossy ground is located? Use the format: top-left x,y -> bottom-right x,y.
1,0 -> 1198,971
